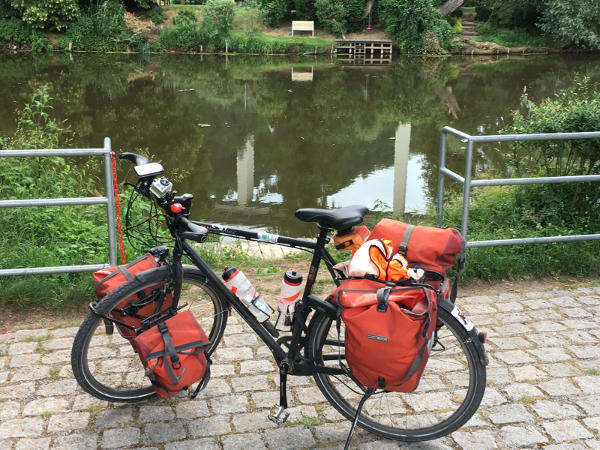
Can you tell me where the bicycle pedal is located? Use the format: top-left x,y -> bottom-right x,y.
268,405 -> 290,424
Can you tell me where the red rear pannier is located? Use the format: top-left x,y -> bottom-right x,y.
93,254 -> 173,342
369,219 -> 463,274
133,310 -> 210,398
331,278 -> 437,392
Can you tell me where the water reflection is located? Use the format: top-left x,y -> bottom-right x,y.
1,53 -> 599,235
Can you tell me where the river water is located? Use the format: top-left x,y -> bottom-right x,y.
1,53 -> 599,235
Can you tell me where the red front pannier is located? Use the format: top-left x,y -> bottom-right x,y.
133,310 -> 211,398
331,278 -> 437,392
369,219 -> 463,274
93,254 -> 173,342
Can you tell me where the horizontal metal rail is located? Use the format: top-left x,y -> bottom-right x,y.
437,127 -> 600,259
0,138 -> 117,276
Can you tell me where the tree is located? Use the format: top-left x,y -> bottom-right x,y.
539,0 -> 600,48
0,0 -> 79,30
439,0 -> 463,15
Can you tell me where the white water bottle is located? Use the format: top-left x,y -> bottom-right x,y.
275,270 -> 303,331
222,266 -> 274,323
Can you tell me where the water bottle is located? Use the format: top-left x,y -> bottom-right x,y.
275,270 -> 303,331
222,266 -> 274,323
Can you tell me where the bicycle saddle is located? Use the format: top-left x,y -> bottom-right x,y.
295,205 -> 369,231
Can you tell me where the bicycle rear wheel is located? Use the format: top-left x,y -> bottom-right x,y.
306,303 -> 486,442
71,265 -> 227,403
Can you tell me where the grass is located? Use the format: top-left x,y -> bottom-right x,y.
48,367 -> 60,380
25,333 -> 53,342
583,368 -> 600,376
286,414 -> 325,427
474,23 -> 559,48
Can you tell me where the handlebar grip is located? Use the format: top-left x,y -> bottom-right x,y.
119,152 -> 150,166
180,217 -> 208,243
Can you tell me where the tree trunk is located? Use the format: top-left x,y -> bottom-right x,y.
439,0 -> 464,15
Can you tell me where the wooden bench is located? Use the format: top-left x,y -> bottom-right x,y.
292,21 -> 314,37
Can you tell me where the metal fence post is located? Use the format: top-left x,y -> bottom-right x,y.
104,137 -> 117,267
437,129 -> 447,227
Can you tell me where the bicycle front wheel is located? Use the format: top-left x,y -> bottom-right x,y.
306,303 -> 486,442
71,265 -> 228,403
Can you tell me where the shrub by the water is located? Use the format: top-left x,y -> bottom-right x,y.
0,17 -> 51,52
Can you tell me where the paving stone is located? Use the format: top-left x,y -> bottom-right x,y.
294,386 -> 326,404
563,319 -> 597,330
570,345 -> 600,359
94,407 -> 134,429
489,403 -> 534,425
486,367 -> 513,385
240,360 -> 275,374
313,421 -> 349,444
11,365 -> 51,382
452,429 -> 498,449
188,415 -> 231,437
197,378 -> 232,397
0,381 -> 36,399
210,363 -> 235,377
583,416 -> 600,433
285,405 -> 318,423
574,376 -> 600,394
0,401 -> 21,421
14,329 -> 49,341
538,362 -> 578,378
14,437 -> 51,450
496,322 -> 531,335
223,333 -> 258,347
142,421 -> 186,444
511,365 -> 549,382
252,390 -> 280,408
47,411 -> 90,432
138,406 -> 175,423
209,394 -> 248,413
231,375 -> 269,392
487,336 -> 532,350
222,433 -> 265,450
9,341 -> 38,354
72,394 -> 110,411
504,383 -> 545,400
538,378 -> 581,397
532,321 -> 567,332
560,308 -> 589,318
528,347 -> 571,362
9,353 -> 41,368
215,347 -> 253,361
23,397 -> 69,416
542,419 -> 593,441
232,410 -> 277,432
36,379 -> 78,397
480,387 -> 507,406
40,349 -> 70,365
495,350 -> 535,365
531,400 -> 581,419
51,434 -> 97,450
498,292 -> 520,301
265,426 -> 316,449
574,395 -> 600,415
528,309 -> 563,321
0,418 -> 44,439
523,299 -> 553,308
166,438 -> 220,450
50,327 -> 79,338
102,427 -> 141,448
175,400 -> 210,419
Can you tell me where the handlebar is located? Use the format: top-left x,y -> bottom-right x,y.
119,152 -> 150,166
180,217 -> 208,243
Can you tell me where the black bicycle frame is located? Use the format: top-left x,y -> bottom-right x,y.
181,221 -> 344,376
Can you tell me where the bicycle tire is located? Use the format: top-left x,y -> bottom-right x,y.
71,265 -> 228,403
306,302 -> 486,442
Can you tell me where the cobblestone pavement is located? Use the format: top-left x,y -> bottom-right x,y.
1,283 -> 600,449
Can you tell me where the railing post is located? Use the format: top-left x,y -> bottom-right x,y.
104,137 -> 117,266
460,138 -> 475,259
437,129 -> 447,227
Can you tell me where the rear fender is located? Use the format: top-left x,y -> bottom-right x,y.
438,300 -> 488,366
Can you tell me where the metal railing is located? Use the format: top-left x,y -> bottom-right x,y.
0,137 -> 117,276
437,126 -> 600,258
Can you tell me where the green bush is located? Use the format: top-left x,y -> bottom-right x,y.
172,9 -> 197,26
380,0 -> 452,53
62,0 -> 136,51
475,21 -> 556,47
136,6 -> 167,25
0,0 -> 79,30
257,0 -> 287,27
315,0 -> 347,37
204,0 -> 235,36
233,6 -> 262,33
539,0 -> 600,49
0,17 -> 51,52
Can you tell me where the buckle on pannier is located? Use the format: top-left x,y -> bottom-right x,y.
376,287 -> 391,312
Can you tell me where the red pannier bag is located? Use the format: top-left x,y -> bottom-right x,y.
133,310 -> 211,398
331,278 -> 437,392
369,219 -> 462,274
93,253 -> 173,342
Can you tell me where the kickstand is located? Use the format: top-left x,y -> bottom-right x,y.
268,363 -> 290,424
344,388 -> 375,450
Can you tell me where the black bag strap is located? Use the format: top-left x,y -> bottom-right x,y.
376,287 -> 391,312
398,224 -> 415,255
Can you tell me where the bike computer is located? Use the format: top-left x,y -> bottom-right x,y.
134,162 -> 164,178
